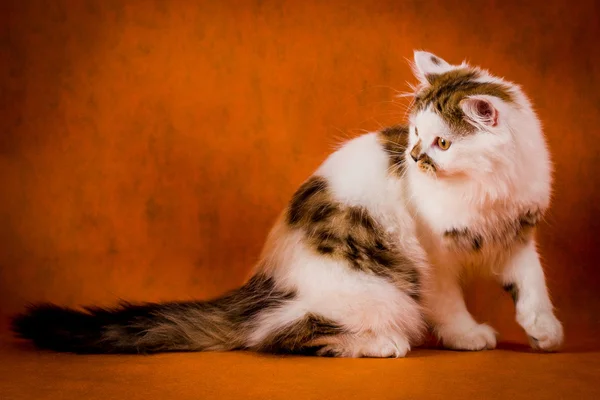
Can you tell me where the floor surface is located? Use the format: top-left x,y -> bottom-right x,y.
2,335 -> 599,400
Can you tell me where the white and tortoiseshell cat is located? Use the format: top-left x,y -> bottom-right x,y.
13,51 -> 563,357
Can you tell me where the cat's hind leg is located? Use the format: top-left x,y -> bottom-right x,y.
245,279 -> 422,358
313,331 -> 411,358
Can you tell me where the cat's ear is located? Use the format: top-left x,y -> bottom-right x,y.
412,51 -> 453,85
460,95 -> 498,128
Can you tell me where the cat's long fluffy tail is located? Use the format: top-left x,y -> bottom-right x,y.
11,274 -> 294,354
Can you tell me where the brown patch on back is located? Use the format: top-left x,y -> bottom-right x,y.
286,176 -> 420,300
413,68 -> 514,134
288,176 -> 331,226
377,125 -> 409,177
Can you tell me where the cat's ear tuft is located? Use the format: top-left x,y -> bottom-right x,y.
460,95 -> 498,128
412,51 -> 453,85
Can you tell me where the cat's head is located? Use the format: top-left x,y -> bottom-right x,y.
405,51 -> 550,199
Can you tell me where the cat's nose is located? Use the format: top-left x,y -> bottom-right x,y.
410,140 -> 422,162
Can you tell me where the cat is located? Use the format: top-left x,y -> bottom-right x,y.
11,51 -> 564,357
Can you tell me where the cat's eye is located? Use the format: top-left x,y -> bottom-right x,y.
437,137 -> 451,150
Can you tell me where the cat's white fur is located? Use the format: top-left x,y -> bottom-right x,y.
250,51 -> 563,357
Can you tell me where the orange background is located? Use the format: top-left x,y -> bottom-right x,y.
1,0 -> 599,348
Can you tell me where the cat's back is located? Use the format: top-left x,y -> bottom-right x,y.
317,132 -> 394,207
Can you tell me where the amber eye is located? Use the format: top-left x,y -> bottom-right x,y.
437,137 -> 451,150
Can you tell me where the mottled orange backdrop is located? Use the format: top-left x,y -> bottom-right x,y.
1,0 -> 599,347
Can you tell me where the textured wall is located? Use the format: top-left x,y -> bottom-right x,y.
1,0 -> 599,346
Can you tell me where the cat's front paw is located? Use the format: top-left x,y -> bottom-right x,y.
438,323 -> 497,351
518,310 -> 564,352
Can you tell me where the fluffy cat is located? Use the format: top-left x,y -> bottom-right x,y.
12,51 -> 563,357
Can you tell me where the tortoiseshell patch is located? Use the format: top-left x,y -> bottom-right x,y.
378,125 -> 410,177
443,209 -> 543,252
412,68 -> 514,135
286,176 -> 420,300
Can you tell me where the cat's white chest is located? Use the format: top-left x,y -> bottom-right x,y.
405,169 -> 501,265
408,174 -> 476,235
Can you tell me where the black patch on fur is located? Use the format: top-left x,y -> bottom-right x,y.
513,209 -> 542,243
226,274 -> 296,321
258,313 -> 345,355
503,283 -> 519,303
430,56 -> 441,65
444,228 -> 483,252
11,274 -> 296,354
378,125 -> 410,176
310,203 -> 338,223
519,210 -> 540,227
444,209 -> 543,252
472,234 -> 483,251
12,302 -> 161,354
516,209 -> 541,242
288,177 -> 329,225
403,267 -> 421,301
316,347 -> 343,357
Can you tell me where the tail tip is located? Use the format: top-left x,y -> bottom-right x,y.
10,303 -> 58,339
10,303 -> 95,351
